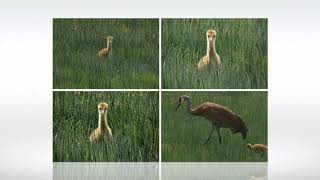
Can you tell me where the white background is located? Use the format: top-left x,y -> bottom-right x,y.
1,0 -> 320,179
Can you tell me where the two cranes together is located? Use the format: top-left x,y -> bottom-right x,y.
175,95 -> 267,153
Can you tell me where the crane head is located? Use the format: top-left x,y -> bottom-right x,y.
106,35 -> 113,43
246,143 -> 253,149
98,102 -> 109,114
175,95 -> 190,111
233,128 -> 248,140
206,29 -> 217,42
233,114 -> 248,139
238,126 -> 248,140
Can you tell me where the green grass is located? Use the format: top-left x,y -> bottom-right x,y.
162,19 -> 267,89
53,91 -> 159,162
162,91 -> 267,162
53,19 -> 159,89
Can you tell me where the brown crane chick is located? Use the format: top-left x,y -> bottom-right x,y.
89,102 -> 113,143
175,95 -> 248,144
197,29 -> 221,70
246,143 -> 268,153
98,35 -> 113,59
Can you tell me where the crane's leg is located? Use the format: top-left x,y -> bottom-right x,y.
203,125 -> 214,144
217,128 -> 222,144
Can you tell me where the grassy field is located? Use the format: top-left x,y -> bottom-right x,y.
162,19 -> 267,89
53,19 -> 159,89
53,91 -> 159,162
162,91 -> 267,162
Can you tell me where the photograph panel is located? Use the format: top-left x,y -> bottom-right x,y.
162,18 -> 268,89
53,91 -> 159,162
162,91 -> 267,162
53,18 -> 159,89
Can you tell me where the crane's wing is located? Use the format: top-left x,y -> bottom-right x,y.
193,102 -> 238,126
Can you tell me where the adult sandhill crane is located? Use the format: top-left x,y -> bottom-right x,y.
246,143 -> 268,153
98,35 -> 113,59
89,102 -> 113,143
197,29 -> 221,70
175,95 -> 248,144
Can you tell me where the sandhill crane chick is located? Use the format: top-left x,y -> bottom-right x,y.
98,35 -> 113,59
197,29 -> 221,70
246,143 -> 268,153
175,95 -> 248,144
89,102 -> 113,143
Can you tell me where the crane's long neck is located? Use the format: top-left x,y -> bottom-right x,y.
107,42 -> 112,51
207,39 -> 216,59
184,98 -> 197,115
98,112 -> 108,131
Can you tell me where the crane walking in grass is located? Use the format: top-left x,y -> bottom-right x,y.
197,29 -> 221,70
246,143 -> 268,153
98,35 -> 113,59
90,102 -> 113,143
175,95 -> 248,144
